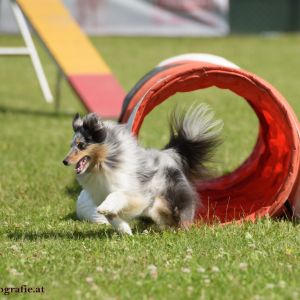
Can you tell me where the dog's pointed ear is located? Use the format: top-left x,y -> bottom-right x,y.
72,113 -> 83,132
83,113 -> 107,143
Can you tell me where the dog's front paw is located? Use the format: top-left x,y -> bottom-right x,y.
118,222 -> 133,236
97,203 -> 117,217
93,213 -> 110,225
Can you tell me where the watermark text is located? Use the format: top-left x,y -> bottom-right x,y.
1,285 -> 44,295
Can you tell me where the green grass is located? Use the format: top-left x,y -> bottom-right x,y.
1,34 -> 300,300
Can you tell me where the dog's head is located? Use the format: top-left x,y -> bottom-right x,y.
62,113 -> 107,175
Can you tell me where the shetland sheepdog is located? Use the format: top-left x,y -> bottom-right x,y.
63,104 -> 222,235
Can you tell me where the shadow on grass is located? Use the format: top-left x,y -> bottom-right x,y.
273,201 -> 300,226
6,218 -> 158,241
0,105 -> 75,118
64,179 -> 81,200
7,228 -> 115,241
62,212 -> 78,221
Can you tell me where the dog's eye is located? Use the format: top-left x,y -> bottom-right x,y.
77,142 -> 85,150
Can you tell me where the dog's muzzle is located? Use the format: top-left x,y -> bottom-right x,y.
62,159 -> 69,166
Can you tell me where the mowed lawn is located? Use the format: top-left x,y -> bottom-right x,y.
1,34 -> 300,300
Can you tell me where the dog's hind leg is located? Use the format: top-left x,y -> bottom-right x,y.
177,205 -> 196,230
147,197 -> 176,230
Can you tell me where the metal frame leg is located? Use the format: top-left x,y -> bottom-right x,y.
9,0 -> 53,103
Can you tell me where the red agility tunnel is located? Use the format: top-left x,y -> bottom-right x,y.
119,57 -> 300,223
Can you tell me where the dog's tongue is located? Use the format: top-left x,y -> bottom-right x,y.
76,157 -> 86,174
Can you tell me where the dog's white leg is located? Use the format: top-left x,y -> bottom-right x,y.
97,191 -> 129,216
97,191 -> 133,235
77,190 -> 109,224
108,216 -> 132,235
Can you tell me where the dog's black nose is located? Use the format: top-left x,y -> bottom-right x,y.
62,159 -> 69,166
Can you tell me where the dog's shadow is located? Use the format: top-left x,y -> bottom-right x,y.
64,179 -> 81,201
7,228 -> 115,241
7,218 -> 157,241
63,179 -> 83,222
62,179 -> 81,222
62,212 -> 78,221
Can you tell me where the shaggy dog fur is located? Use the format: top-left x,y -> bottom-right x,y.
63,104 -> 222,235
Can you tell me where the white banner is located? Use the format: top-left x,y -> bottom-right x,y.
0,0 -> 229,36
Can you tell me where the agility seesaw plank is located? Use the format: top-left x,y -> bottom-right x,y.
17,0 -> 125,118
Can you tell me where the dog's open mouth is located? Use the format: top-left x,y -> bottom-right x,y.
75,156 -> 90,175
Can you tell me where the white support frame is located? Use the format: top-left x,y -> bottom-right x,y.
0,0 -> 53,102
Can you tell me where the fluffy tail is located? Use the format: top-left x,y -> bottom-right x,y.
164,103 -> 223,179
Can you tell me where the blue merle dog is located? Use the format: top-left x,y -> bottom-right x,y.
63,104 -> 222,235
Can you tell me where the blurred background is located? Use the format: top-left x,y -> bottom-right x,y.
1,0 -> 299,36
